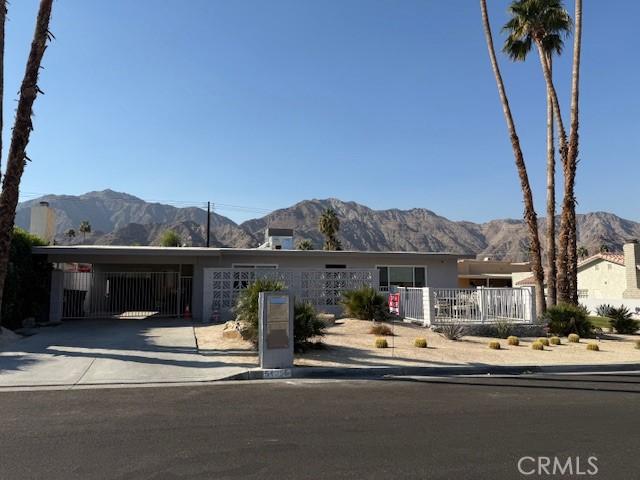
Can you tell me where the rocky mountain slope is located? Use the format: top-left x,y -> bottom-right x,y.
16,190 -> 640,261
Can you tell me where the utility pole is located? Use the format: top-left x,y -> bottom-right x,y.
206,201 -> 211,248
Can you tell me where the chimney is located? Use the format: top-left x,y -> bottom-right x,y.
29,201 -> 56,244
623,240 -> 640,299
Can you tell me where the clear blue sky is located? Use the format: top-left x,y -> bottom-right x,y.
4,1 -> 638,223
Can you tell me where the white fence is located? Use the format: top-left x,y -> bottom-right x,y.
203,268 -> 379,321
395,286 -> 535,326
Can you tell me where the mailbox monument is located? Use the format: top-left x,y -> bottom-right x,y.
258,291 -> 294,369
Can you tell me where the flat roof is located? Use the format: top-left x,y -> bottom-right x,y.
33,245 -> 472,259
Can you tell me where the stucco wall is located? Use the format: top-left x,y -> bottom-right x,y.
577,259 -> 626,299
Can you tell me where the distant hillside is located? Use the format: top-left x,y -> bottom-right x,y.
16,190 -> 640,260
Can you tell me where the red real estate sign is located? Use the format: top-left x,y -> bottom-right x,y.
388,293 -> 400,316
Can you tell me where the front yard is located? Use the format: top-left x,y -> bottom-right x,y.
195,318 -> 639,369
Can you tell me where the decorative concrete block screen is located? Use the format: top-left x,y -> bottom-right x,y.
395,286 -> 535,326
203,268 -> 379,321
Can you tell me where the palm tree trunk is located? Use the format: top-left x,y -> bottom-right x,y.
0,0 -> 54,325
565,0 -> 583,305
0,1 -> 6,184
480,0 -> 546,317
545,54 -> 557,307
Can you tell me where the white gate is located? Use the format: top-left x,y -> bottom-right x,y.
62,271 -> 193,319
203,268 -> 379,321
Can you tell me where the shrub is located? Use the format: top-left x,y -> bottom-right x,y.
607,306 -> 639,334
537,337 -> 550,347
159,229 -> 181,247
507,336 -> 519,346
341,286 -> 388,321
369,323 -> 393,336
531,341 -> 544,350
234,280 -> 326,351
488,340 -> 501,350
494,319 -> 514,339
568,333 -> 580,343
595,304 -> 614,317
2,228 -> 50,329
375,338 -> 388,348
542,303 -> 593,337
437,322 -> 466,341
414,337 -> 427,348
550,336 -> 561,345
586,342 -> 599,352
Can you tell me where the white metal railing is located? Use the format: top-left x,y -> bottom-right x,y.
395,287 -> 424,322
433,287 -> 533,324
203,268 -> 379,321
62,271 -> 192,319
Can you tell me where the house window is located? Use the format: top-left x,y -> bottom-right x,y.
377,266 -> 426,289
325,264 -> 346,269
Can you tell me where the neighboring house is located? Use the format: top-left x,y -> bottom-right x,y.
457,257 -> 531,288
34,236 -> 471,322
516,241 -> 640,315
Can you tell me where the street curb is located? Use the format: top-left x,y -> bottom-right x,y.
222,362 -> 640,381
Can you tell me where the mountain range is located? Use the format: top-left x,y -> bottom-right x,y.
15,189 -> 640,261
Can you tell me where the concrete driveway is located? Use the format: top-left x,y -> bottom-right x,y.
0,319 -> 251,388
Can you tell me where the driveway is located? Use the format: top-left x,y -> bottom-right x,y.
0,319 -> 252,388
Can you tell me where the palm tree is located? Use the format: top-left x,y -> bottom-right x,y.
0,1 -> 7,184
0,0 -> 55,328
480,0 -> 546,316
296,239 -> 314,250
577,246 -> 589,259
319,208 -> 342,251
79,220 -> 91,242
502,0 -> 571,308
65,229 -> 76,242
599,244 -> 609,254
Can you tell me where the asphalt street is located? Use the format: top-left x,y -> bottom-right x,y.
1,373 -> 639,479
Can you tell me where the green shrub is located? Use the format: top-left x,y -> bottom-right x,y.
542,303 -> 593,337
568,333 -> 580,343
414,337 -> 427,348
341,286 -> 388,321
369,323 -> 393,336
494,319 -> 514,339
586,342 -> 599,352
2,228 -> 50,329
234,280 -> 326,351
549,336 -> 561,345
537,337 -> 550,347
507,336 -> 519,346
531,341 -> 544,351
607,306 -> 639,334
437,322 -> 466,341
159,229 -> 182,247
488,340 -> 501,350
595,304 -> 614,317
374,337 -> 388,348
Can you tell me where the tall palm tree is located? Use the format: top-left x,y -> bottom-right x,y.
599,244 -> 609,254
0,1 -> 6,184
564,0 -> 583,304
319,208 -> 342,251
0,0 -> 55,327
296,239 -> 314,251
65,228 -> 76,242
577,246 -> 589,259
79,220 -> 92,242
480,0 -> 546,316
502,0 -> 571,307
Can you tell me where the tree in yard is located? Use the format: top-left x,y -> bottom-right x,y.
479,0 -> 546,316
0,0 -> 55,330
502,0 -> 571,307
577,246 -> 589,259
65,228 -> 76,241
296,239 -> 314,250
319,208 -> 342,251
79,220 -> 91,242
160,230 -> 182,247
599,244 -> 609,254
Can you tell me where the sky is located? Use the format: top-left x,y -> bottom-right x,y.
4,0 -> 638,224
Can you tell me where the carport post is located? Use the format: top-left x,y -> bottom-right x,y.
49,270 -> 64,324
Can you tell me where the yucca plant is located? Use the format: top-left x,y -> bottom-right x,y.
607,306 -> 639,334
586,342 -> 599,352
531,341 -> 544,351
341,286 -> 388,321
568,333 -> 580,343
595,304 -> 614,317
375,338 -> 388,348
414,337 -> 427,348
488,340 -> 501,350
507,336 -> 519,346
437,322 -> 466,341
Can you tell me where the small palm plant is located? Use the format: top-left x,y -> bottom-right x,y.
607,306 -> 639,334
341,286 -> 388,322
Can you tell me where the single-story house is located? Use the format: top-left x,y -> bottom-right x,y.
457,257 -> 531,288
33,244 -> 471,323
